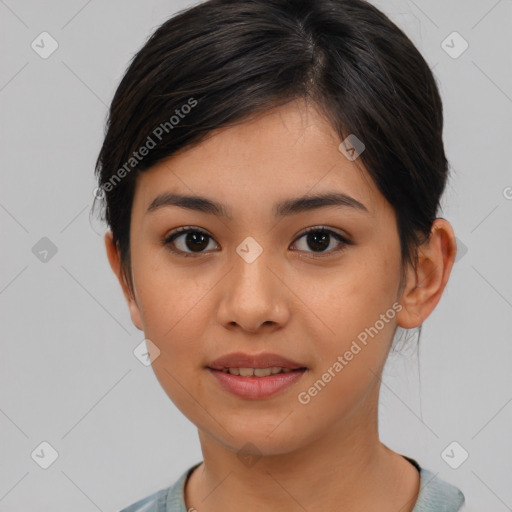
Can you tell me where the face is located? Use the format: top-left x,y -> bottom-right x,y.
109,100 -> 411,456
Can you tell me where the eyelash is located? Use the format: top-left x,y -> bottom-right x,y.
162,225 -> 352,259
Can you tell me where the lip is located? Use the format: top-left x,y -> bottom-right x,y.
206,351 -> 308,400
207,352 -> 306,370
207,367 -> 307,399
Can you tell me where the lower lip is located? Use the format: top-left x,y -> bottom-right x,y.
207,368 -> 307,399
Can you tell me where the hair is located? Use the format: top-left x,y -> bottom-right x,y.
93,0 -> 449,350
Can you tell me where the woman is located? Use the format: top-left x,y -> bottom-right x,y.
95,0 -> 466,510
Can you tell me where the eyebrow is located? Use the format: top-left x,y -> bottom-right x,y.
146,191 -> 369,218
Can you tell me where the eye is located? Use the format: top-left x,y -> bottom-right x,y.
290,226 -> 351,257
163,225 -> 351,258
163,226 -> 219,257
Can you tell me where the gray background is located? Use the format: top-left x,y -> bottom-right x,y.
1,0 -> 511,510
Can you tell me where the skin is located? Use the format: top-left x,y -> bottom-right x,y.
105,99 -> 457,512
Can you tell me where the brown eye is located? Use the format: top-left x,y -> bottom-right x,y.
162,225 -> 351,259
163,227 -> 219,257
291,227 -> 351,257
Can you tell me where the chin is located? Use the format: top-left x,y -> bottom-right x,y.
218,424 -> 308,457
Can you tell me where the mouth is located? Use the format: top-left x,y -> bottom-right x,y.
206,365 -> 307,399
206,352 -> 308,399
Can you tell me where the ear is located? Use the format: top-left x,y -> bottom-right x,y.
104,230 -> 143,331
395,218 -> 457,329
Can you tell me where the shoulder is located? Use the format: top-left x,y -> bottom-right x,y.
412,465 -> 466,512
117,462 -> 202,512
117,486 -> 168,512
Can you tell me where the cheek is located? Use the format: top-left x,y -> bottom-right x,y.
133,260 -> 211,414
293,253 -> 399,377
131,252 -> 212,353
295,258 -> 398,335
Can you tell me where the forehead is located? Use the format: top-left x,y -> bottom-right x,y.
132,100 -> 386,219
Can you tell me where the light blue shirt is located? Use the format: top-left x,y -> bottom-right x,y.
118,457 -> 466,511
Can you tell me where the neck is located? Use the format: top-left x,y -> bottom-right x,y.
184,394 -> 419,512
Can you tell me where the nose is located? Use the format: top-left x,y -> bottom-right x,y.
216,245 -> 291,333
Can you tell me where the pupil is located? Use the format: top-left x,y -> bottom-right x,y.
308,232 -> 329,252
186,232 -> 208,251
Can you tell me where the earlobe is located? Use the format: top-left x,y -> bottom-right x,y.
395,219 -> 457,330
104,231 -> 144,331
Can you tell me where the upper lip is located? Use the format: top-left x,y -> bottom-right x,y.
207,352 -> 307,370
